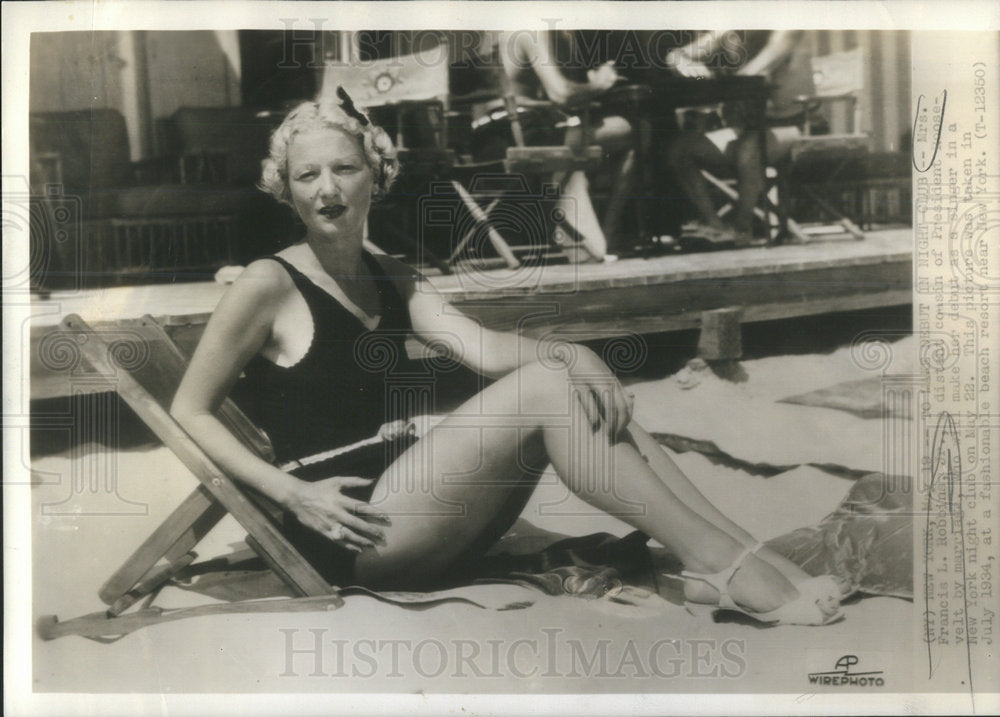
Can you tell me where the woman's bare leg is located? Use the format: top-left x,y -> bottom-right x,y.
625,424 -> 820,588
556,171 -> 607,259
553,116 -> 633,260
354,362 -> 801,614
731,131 -> 765,235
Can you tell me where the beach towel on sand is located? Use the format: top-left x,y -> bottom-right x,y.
171,529 -> 659,603
765,472 -> 913,599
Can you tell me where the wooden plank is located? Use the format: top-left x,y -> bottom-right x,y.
511,288 -> 913,341
448,260 -> 911,338
62,315 -> 338,599
30,268 -> 911,399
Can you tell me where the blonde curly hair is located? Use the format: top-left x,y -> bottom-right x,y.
258,96 -> 400,205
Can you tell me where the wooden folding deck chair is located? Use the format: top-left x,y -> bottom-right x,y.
781,47 -> 870,241
37,314 -> 342,639
440,67 -> 606,272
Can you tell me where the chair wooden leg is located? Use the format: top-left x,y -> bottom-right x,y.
601,149 -> 637,249
702,169 -> 795,243
106,553 -> 198,616
451,181 -> 520,268
801,185 -> 865,240
784,216 -> 810,243
448,198 -> 499,264
99,485 -> 226,608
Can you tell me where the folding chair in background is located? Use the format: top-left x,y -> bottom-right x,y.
321,40 -> 605,272
321,47 -> 456,273
440,73 -> 606,272
37,314 -> 342,640
783,46 -> 871,241
697,46 -> 870,244
322,45 -> 543,272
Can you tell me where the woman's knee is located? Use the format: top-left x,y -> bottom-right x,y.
593,116 -> 632,152
513,360 -> 574,405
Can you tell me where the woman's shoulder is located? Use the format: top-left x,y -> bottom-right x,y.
228,257 -> 296,302
199,257 -> 294,335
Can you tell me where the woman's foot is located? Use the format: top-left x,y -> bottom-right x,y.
751,543 -> 850,598
684,221 -> 740,246
552,224 -> 603,263
682,542 -> 844,625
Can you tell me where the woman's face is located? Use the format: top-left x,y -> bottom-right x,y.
286,126 -> 375,245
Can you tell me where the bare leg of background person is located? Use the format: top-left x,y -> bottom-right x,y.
555,171 -> 607,260
553,117 -> 634,260
731,131 -> 766,237
665,132 -> 735,235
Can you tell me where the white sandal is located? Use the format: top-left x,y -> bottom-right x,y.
682,542 -> 845,626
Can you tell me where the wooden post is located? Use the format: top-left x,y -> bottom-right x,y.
697,306 -> 744,361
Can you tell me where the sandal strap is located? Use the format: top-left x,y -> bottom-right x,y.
681,541 -> 764,601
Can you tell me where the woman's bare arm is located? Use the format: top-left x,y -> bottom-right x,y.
379,255 -> 633,439
170,260 -> 302,504
500,31 -> 619,107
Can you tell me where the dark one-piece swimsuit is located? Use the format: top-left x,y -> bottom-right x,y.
229,252 -> 416,583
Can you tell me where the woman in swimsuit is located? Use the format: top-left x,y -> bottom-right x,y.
170,92 -> 845,625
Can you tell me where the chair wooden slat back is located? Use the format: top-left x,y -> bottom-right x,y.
57,313 -> 337,604
807,47 -> 866,137
321,45 -> 452,150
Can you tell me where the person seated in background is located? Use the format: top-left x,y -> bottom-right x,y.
471,30 -> 632,261
664,30 -> 809,246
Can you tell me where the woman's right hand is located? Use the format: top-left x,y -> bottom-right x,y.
665,49 -> 714,79
587,61 -> 622,91
285,476 -> 390,551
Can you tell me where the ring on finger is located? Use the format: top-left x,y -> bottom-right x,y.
330,524 -> 345,541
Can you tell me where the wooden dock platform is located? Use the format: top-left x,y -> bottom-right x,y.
29,227 -> 911,401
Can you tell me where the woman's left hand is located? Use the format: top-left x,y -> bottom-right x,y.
556,344 -> 634,441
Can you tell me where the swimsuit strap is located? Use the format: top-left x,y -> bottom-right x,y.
261,253 -> 399,331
